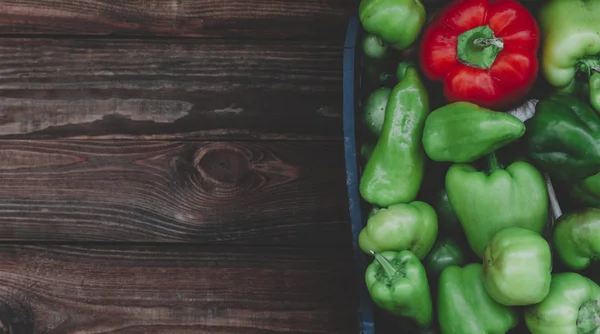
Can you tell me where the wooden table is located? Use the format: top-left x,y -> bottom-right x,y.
0,1 -> 357,332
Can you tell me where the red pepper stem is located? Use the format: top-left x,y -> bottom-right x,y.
371,251 -> 397,279
456,25 -> 504,70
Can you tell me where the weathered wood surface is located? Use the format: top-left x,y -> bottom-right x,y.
0,244 -> 356,333
0,140 -> 350,244
0,0 -> 352,40
0,38 -> 343,140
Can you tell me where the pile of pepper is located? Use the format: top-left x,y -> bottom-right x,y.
356,0 -> 600,333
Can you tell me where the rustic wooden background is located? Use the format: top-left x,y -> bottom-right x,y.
0,1 -> 358,332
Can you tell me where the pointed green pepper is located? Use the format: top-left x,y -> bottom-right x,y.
360,62 -> 429,207
422,101 -> 526,163
365,250 -> 433,329
446,153 -> 548,258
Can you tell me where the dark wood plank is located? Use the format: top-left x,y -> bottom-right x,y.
0,38 -> 343,140
0,140 -> 351,245
0,244 -> 357,333
0,0 -> 352,40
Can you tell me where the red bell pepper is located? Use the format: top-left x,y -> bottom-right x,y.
418,0 -> 540,110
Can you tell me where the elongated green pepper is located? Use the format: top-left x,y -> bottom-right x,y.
438,263 -> 519,334
422,101 -> 526,163
365,250 -> 433,329
538,0 -> 600,112
360,62 -> 429,207
446,153 -> 549,258
525,272 -> 600,334
554,207 -> 600,270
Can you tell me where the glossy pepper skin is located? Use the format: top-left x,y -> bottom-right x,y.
446,153 -> 548,258
554,207 -> 600,270
359,0 -> 426,51
419,0 -> 539,110
423,237 -> 466,278
538,0 -> 600,112
365,250 -> 433,328
438,263 -> 519,334
525,272 -> 600,334
483,227 -> 552,306
359,201 -> 438,259
422,101 -> 526,163
361,87 -> 391,138
524,93 -> 600,182
360,62 -> 429,207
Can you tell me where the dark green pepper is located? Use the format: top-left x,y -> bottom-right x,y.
422,101 -> 526,163
423,237 -> 466,278
438,263 -> 519,334
360,62 -> 429,207
524,92 -> 600,182
554,207 -> 600,270
433,187 -> 462,236
365,250 -> 433,329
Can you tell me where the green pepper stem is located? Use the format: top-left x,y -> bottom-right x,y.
473,37 -> 504,49
371,251 -> 398,279
488,152 -> 501,173
577,57 -> 600,77
577,299 -> 600,333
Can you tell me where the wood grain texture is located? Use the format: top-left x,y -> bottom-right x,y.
0,0 -> 352,39
0,140 -> 350,245
0,38 -> 343,140
0,244 -> 357,333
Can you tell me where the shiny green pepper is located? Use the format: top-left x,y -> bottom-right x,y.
365,250 -> 433,329
359,201 -> 438,259
554,207 -> 600,270
359,0 -> 426,51
525,272 -> 600,334
438,263 -> 519,334
446,153 -> 549,258
483,227 -> 552,306
360,62 -> 429,207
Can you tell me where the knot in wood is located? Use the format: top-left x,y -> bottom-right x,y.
194,144 -> 250,185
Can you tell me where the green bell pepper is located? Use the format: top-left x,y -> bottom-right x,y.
524,272 -> 600,334
365,250 -> 433,328
438,263 -> 519,334
361,87 -> 391,137
422,101 -> 526,163
538,0 -> 600,112
483,227 -> 552,306
360,62 -> 429,207
554,207 -> 600,270
523,92 -> 600,182
423,237 -> 466,278
446,153 -> 549,258
359,0 -> 426,51
359,201 -> 438,259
